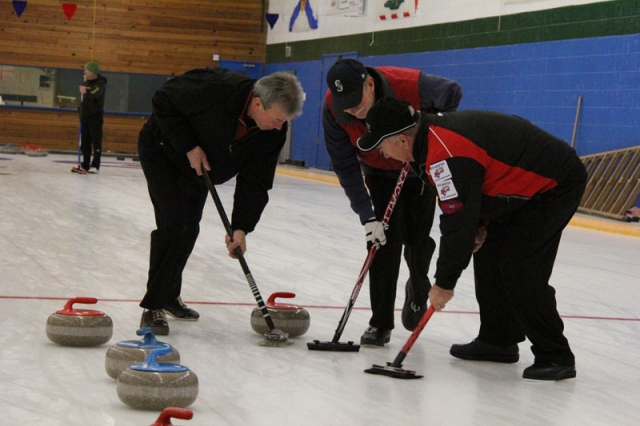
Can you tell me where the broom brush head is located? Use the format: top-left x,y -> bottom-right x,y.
258,328 -> 293,347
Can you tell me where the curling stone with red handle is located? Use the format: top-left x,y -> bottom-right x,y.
46,297 -> 113,347
117,346 -> 198,410
105,327 -> 181,379
150,407 -> 193,425
250,292 -> 310,337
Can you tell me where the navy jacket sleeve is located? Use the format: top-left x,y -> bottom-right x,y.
418,73 -> 463,113
322,100 -> 375,224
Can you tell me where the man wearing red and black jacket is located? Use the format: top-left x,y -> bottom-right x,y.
358,97 -> 586,381
322,59 -> 462,346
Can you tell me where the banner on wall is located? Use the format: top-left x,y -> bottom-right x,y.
268,0 -> 319,33
377,0 -> 417,20
319,0 -> 364,17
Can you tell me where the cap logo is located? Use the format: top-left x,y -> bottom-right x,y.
334,79 -> 343,92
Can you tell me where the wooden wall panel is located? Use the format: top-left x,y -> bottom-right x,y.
0,0 -> 267,156
0,108 -> 147,154
0,0 -> 266,74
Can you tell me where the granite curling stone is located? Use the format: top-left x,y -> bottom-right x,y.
117,346 -> 198,410
150,407 -> 193,425
105,327 -> 180,380
46,297 -> 113,347
250,292 -> 310,337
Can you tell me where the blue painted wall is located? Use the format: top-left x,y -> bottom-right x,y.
266,33 -> 640,170
268,60 -> 325,168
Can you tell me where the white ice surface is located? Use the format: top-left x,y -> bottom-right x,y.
0,153 -> 639,425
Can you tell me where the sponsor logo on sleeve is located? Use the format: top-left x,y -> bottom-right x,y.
429,160 -> 452,182
436,179 -> 458,201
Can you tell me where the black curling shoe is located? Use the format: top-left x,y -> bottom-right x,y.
360,326 -> 392,346
401,279 -> 428,331
140,309 -> 169,336
523,362 -> 576,381
164,296 -> 200,321
450,339 -> 519,363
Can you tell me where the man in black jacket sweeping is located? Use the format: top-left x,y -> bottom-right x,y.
137,68 -> 305,335
357,97 -> 586,381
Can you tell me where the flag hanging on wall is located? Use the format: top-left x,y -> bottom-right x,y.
61,3 -> 77,21
12,0 -> 28,18
265,13 -> 280,30
376,0 -> 417,20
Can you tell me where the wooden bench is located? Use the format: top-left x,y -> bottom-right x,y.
0,93 -> 38,105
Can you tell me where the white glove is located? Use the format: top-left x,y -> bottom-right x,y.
364,217 -> 387,246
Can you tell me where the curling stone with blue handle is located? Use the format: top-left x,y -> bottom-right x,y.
117,346 -> 198,410
46,297 -> 113,347
105,327 -> 180,379
250,292 -> 310,337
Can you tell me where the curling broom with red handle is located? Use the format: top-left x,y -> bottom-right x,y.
365,304 -> 436,379
307,162 -> 412,352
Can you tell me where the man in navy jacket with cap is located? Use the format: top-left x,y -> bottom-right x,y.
323,59 -> 462,346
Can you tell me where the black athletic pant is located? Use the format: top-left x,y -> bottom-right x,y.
364,174 -> 437,330
138,133 -> 207,310
80,114 -> 103,170
472,157 -> 587,365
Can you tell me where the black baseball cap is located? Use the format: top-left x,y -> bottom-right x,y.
357,97 -> 417,152
326,59 -> 367,112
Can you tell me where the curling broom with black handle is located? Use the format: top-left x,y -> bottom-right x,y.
202,171 -> 291,347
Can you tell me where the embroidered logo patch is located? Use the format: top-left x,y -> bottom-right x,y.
429,160 -> 452,182
440,200 -> 464,215
436,179 -> 458,201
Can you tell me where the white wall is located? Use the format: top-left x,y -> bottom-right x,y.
266,0 -> 614,44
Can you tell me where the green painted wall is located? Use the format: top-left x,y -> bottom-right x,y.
267,0 -> 640,63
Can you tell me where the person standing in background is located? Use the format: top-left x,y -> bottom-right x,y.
72,61 -> 107,175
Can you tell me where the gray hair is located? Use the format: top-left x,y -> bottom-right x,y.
253,72 -> 304,118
